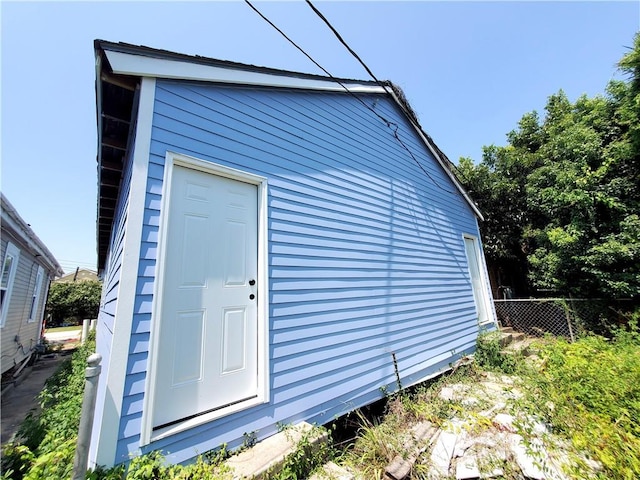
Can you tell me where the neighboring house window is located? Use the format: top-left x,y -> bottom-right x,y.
28,266 -> 45,322
0,242 -> 20,327
463,235 -> 492,325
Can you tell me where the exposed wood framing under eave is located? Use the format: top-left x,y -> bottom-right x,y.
96,53 -> 138,271
102,137 -> 128,151
101,159 -> 126,172
101,70 -> 137,91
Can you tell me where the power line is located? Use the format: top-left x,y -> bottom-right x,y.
244,0 -> 392,127
304,1 -> 464,195
242,0 -> 390,124
244,0 -> 459,195
304,0 -> 382,85
244,0 -> 333,79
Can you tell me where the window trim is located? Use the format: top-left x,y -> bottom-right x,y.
28,266 -> 45,323
1,242 -> 21,328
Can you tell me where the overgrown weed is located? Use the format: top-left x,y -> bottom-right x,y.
520,319 -> 640,479
270,424 -> 332,480
2,334 -> 96,480
474,331 -> 520,374
339,366 -> 483,478
339,319 -> 640,479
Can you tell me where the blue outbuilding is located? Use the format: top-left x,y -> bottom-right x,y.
89,40 -> 496,468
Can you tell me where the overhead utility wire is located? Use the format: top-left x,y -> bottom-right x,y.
244,0 -> 393,130
245,0 -> 458,195
304,0 -> 382,85
244,0 -> 333,80
305,0 -> 468,195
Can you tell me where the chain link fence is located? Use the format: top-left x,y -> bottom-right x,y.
493,298 -> 636,341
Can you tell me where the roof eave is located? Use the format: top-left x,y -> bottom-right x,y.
95,45 -> 139,273
97,40 -> 387,94
0,194 -> 64,277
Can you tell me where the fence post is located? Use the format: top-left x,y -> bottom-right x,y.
81,319 -> 90,344
564,300 -> 575,342
72,353 -> 102,480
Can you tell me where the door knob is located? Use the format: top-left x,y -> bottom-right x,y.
249,294 -> 256,300
249,279 -> 256,286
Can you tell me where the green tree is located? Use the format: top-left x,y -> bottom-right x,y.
45,280 -> 102,326
457,33 -> 640,299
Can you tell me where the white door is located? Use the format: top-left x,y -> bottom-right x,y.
153,164 -> 259,429
464,236 -> 491,324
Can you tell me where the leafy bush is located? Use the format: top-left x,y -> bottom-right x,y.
0,445 -> 34,479
474,331 -> 518,373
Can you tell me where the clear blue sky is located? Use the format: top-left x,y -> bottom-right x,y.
1,1 -> 638,274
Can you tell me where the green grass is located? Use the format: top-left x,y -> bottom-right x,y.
44,326 -> 82,333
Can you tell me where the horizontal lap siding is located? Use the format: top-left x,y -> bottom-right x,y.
91,143 -> 135,459
0,233 -> 51,374
113,173 -> 161,460
121,80 -> 482,464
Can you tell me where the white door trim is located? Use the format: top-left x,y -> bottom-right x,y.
462,233 -> 496,326
141,152 -> 269,445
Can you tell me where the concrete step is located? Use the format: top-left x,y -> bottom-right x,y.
499,328 -> 526,347
502,338 -> 535,357
225,422 -> 328,479
511,332 -> 525,343
499,333 -> 513,347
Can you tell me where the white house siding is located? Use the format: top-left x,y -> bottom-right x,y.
0,233 -> 51,374
112,80 -> 488,464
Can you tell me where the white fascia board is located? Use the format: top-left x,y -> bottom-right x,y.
104,50 -> 387,94
385,90 -> 485,221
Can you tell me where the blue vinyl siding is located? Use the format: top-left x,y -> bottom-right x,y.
112,80 -> 487,464
90,138 -> 135,461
